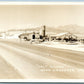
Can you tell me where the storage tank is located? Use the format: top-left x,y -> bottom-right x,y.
40,25 -> 46,37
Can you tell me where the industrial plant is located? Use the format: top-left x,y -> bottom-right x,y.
18,25 -> 49,43
0,25 -> 84,45
17,25 -> 84,44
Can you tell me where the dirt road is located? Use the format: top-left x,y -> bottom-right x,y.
0,40 -> 84,79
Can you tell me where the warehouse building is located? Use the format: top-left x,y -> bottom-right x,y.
49,32 -> 78,42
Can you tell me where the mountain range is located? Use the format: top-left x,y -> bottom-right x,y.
3,24 -> 84,34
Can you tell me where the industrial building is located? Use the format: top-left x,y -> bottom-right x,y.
18,25 -> 80,43
49,32 -> 78,42
18,25 -> 48,42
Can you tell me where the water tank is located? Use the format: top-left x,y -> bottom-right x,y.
40,25 -> 46,37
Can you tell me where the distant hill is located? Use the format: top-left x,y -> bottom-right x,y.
47,24 -> 84,34
8,27 -> 41,32
3,24 -> 84,35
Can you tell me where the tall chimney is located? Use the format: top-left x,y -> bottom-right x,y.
43,25 -> 46,37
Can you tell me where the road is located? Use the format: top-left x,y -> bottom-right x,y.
0,39 -> 84,79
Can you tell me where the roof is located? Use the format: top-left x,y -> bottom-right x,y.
50,32 -> 68,37
19,32 -> 39,37
56,32 -> 68,37
50,32 -> 77,38
19,33 -> 32,36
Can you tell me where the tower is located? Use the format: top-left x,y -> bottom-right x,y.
43,25 -> 46,37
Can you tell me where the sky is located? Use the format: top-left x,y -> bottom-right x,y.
0,5 -> 84,31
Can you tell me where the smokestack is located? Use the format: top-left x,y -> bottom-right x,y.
43,25 -> 46,37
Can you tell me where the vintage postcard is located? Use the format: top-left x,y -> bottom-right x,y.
0,1 -> 84,80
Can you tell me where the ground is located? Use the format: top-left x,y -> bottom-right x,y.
0,39 -> 84,79
37,41 -> 84,52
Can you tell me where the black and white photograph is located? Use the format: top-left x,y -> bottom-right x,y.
0,3 -> 84,79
